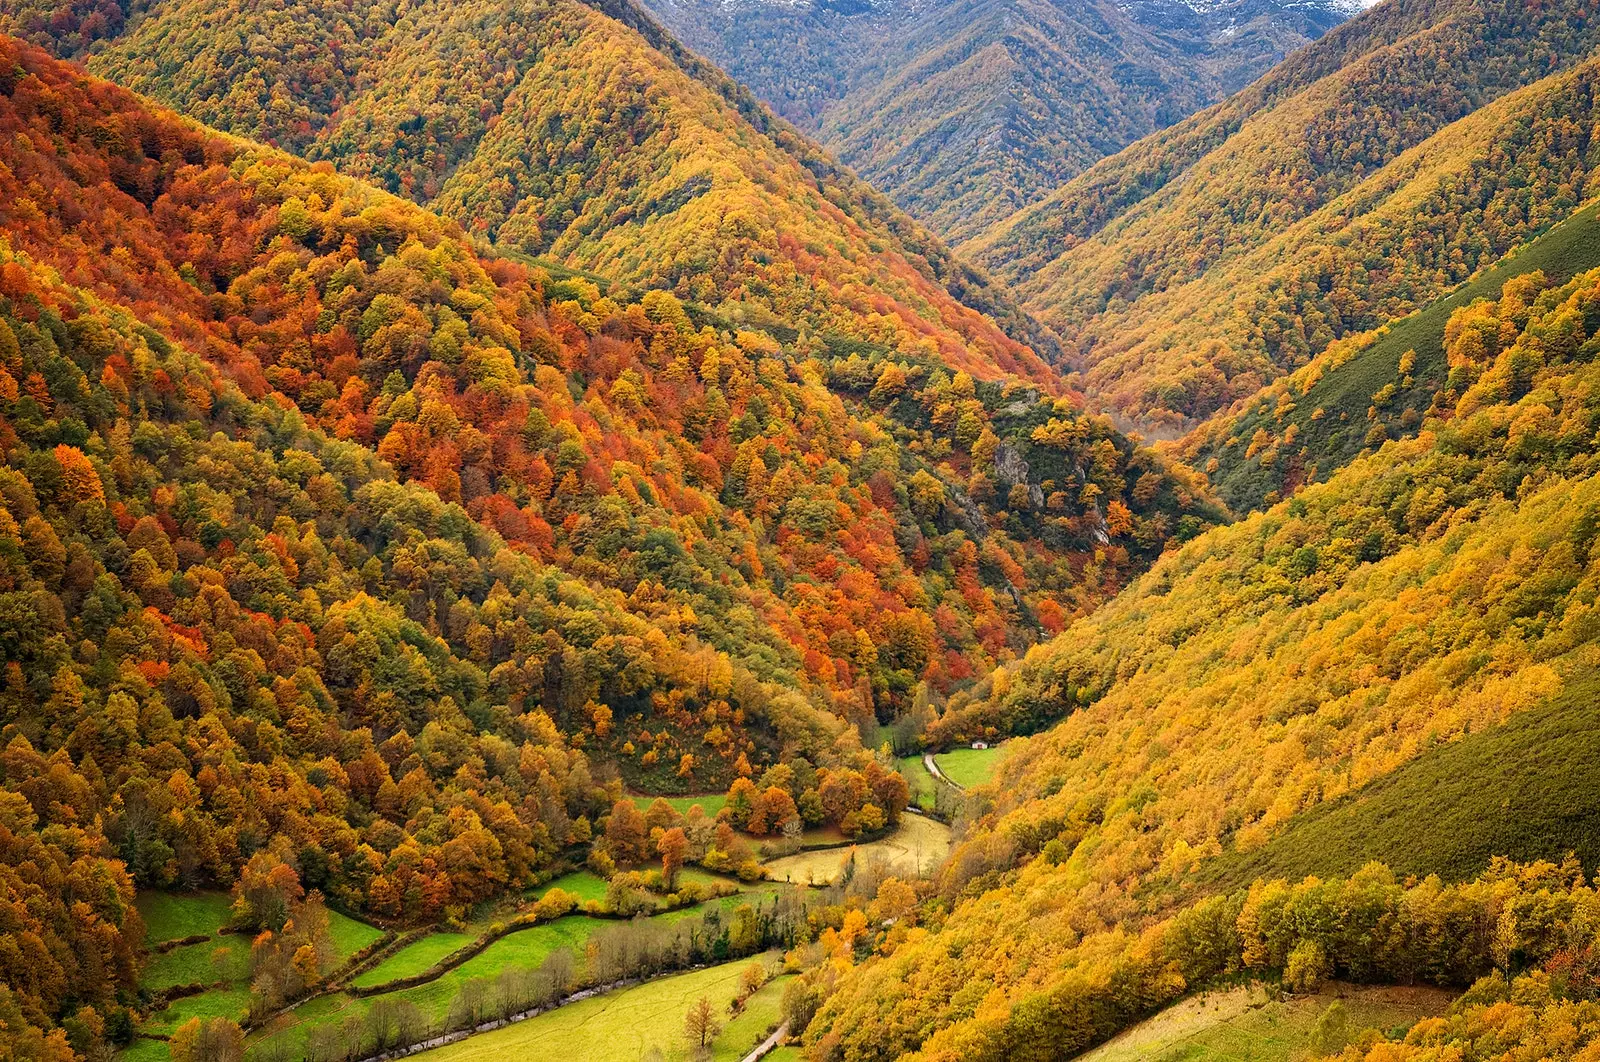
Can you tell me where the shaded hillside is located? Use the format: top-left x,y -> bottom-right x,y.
1178,199 -> 1600,513
645,0 -> 1357,245
971,0 -> 1600,430
1194,672 -> 1600,891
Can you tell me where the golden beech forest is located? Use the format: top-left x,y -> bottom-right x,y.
0,36 -> 1209,1060
7,0 -> 1600,1057
972,0 -> 1600,431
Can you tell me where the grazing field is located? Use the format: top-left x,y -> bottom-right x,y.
131,892 -> 383,1059
763,814 -> 951,885
415,954 -> 781,1062
676,865 -> 744,891
143,985 -> 254,1036
1077,983 -> 1452,1062
381,916 -> 601,1020
713,974 -> 793,1062
1198,673 -> 1600,890
329,909 -> 386,960
533,869 -> 611,904
142,934 -> 251,991
630,793 -> 728,818
897,756 -> 937,811
245,992 -> 365,1059
351,931 -> 475,988
136,891 -> 234,944
119,1039 -> 172,1062
248,916 -> 604,1059
933,746 -> 1003,788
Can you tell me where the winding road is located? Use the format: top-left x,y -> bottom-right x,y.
924,752 -> 963,791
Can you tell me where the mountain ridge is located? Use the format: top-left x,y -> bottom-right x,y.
969,0 -> 1600,430
641,0 -> 1358,244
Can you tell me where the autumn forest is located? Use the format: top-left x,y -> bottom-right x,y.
2,0 -> 1600,1058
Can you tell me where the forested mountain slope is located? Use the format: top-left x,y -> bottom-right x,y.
0,40 -> 1226,1053
797,253 -> 1600,1056
971,0 -> 1600,432
2,0 -> 1062,387
1178,198 -> 1600,514
644,0 -> 1358,245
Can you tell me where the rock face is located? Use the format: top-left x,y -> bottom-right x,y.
993,443 -> 1046,510
641,0 -> 1361,244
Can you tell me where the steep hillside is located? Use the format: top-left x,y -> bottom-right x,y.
39,0 -> 1062,387
1178,199 -> 1600,513
796,255 -> 1600,1057
971,0 -> 1600,431
0,32 -> 1221,768
0,46 -> 1227,1057
644,0 -> 1357,245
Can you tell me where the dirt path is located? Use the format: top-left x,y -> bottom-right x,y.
924,752 -> 962,790
740,1020 -> 790,1062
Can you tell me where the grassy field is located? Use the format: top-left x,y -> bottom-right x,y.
384,916 -> 601,1018
713,974 -> 793,1062
350,931 -> 475,988
246,872 -> 785,1060
676,865 -> 741,890
136,892 -> 234,944
132,892 -> 383,1059
415,954 -> 781,1062
897,756 -> 937,811
329,910 -> 385,960
631,793 -> 728,818
142,934 -> 251,991
934,746 -> 1003,788
763,814 -> 951,885
143,985 -> 254,1036
245,991 -> 363,1059
533,869 -> 611,904
249,915 -> 606,1058
1077,983 -> 1451,1062
765,1050 -> 804,1062
120,1039 -> 173,1062
1202,199 -> 1600,513
1198,672 -> 1600,891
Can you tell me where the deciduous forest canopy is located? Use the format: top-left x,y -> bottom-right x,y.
5,0 -> 1600,1057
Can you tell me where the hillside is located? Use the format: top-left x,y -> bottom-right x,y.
0,38 -> 1234,1054
13,0 -> 1600,1057
643,0 -> 1357,245
1178,198 -> 1600,513
14,0 -> 1063,388
0,30 -> 1221,779
970,0 -> 1600,431
796,250 -> 1600,1056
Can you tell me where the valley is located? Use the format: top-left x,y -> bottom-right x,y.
113,811 -> 945,1061
5,0 -> 1600,1058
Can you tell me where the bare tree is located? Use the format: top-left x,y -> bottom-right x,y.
683,995 -> 721,1059
367,998 -> 399,1051
449,977 -> 491,1030
255,1037 -> 297,1062
395,1000 -> 426,1049
304,1024 -> 342,1062
339,1014 -> 366,1061
542,948 -> 575,998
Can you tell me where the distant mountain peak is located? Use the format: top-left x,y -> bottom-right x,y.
643,0 -> 1359,244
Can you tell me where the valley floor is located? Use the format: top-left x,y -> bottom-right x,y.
119,815 -> 951,1061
